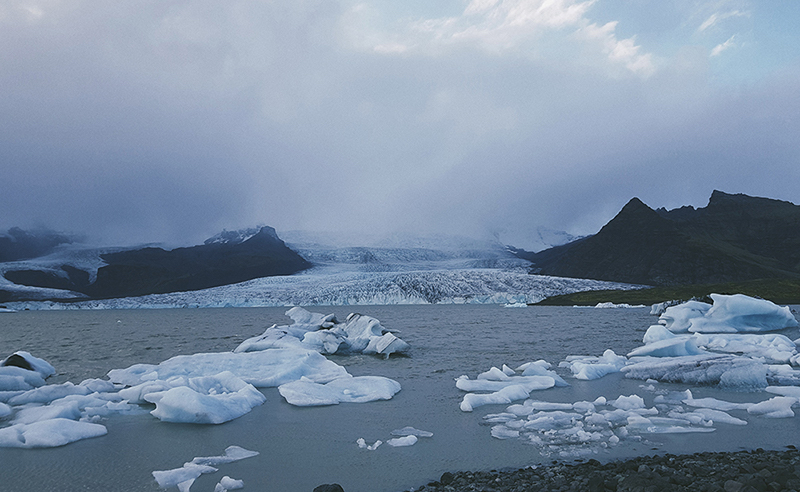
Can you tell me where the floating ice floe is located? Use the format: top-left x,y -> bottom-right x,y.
460,294 -> 800,457
235,307 -> 409,358
357,425 -> 432,450
152,445 -> 258,491
1,308 -> 405,447
659,294 -> 797,333
278,375 -> 401,406
457,362 -> 567,412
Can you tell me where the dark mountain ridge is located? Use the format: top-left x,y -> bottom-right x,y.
2,226 -> 311,300
523,191 -> 800,286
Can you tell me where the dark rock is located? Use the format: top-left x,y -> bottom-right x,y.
312,484 -> 344,492
440,472 -> 455,485
1,353 -> 33,371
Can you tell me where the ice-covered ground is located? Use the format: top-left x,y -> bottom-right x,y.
0,308 -> 406,456
2,230 -> 639,309
7,269 -> 637,310
458,294 -> 800,458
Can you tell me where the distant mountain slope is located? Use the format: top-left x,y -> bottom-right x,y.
0,227 -> 74,262
523,191 -> 800,286
3,226 -> 311,300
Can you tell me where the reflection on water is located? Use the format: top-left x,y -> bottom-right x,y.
0,305 -> 798,492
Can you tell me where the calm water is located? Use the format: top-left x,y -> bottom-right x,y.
1,305 -> 799,492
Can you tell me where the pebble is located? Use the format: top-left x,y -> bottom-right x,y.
405,448 -> 800,492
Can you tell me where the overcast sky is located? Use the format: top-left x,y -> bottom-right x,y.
1,1 -> 799,247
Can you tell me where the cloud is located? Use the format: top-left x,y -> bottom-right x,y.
711,35 -> 737,57
349,0 -> 653,77
0,1 -> 798,249
697,10 -> 748,33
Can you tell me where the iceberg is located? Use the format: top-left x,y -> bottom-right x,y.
144,372 -> 266,424
235,307 -> 409,358
277,376 -> 401,406
560,350 -> 627,380
0,418 -> 107,448
109,348 -> 349,388
660,294 -> 797,333
153,446 -> 258,491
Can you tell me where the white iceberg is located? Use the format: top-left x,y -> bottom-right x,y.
0,418 -> 107,448
144,372 -> 266,424
109,348 -> 349,388
560,350 -> 627,380
277,375 -> 401,406
387,435 -> 418,447
660,294 -> 797,333
235,307 -> 409,358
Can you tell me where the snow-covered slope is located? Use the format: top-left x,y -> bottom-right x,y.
2,229 -> 640,309
8,269 -> 637,309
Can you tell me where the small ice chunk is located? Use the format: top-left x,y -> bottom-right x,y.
278,376 -> 401,406
0,418 -> 107,448
683,408 -> 747,426
214,476 -> 244,492
356,438 -> 383,451
628,337 -> 706,358
477,367 -> 511,381
387,435 -> 418,447
491,425 -> 520,439
460,385 -> 535,412
391,426 -> 433,438
455,375 -> 555,393
190,446 -> 260,466
153,463 -> 218,490
561,350 -> 627,380
747,396 -> 797,418
610,395 -> 646,410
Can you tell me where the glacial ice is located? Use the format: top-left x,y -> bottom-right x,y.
144,372 -> 267,424
277,375 -> 401,406
0,418 -> 107,448
560,350 -> 627,380
236,307 -> 409,358
152,446 -> 258,491
459,294 -> 800,456
0,308 -> 405,447
214,476 -> 244,492
659,294 -> 797,333
387,435 -> 418,447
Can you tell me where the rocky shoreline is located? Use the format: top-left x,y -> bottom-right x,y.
408,447 -> 800,492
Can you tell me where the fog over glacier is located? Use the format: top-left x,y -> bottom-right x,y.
1,2 -> 799,246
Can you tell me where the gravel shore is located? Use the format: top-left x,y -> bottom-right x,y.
409,447 -> 800,492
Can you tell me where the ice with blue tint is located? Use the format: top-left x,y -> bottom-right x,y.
278,375 -> 401,406
1,307 -> 404,447
458,294 -> 800,457
660,294 -> 798,333
236,307 -> 409,357
144,372 -> 266,424
152,446 -> 258,491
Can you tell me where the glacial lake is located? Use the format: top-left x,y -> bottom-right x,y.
2,304 -> 800,492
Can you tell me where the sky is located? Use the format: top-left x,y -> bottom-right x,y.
1,0 -> 799,248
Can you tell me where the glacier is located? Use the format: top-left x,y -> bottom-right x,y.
2,230 -> 640,309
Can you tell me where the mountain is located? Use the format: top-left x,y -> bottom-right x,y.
522,191 -> 800,286
2,226 -> 311,300
0,227 -> 75,262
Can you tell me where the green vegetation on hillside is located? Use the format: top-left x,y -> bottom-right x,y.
534,278 -> 800,306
